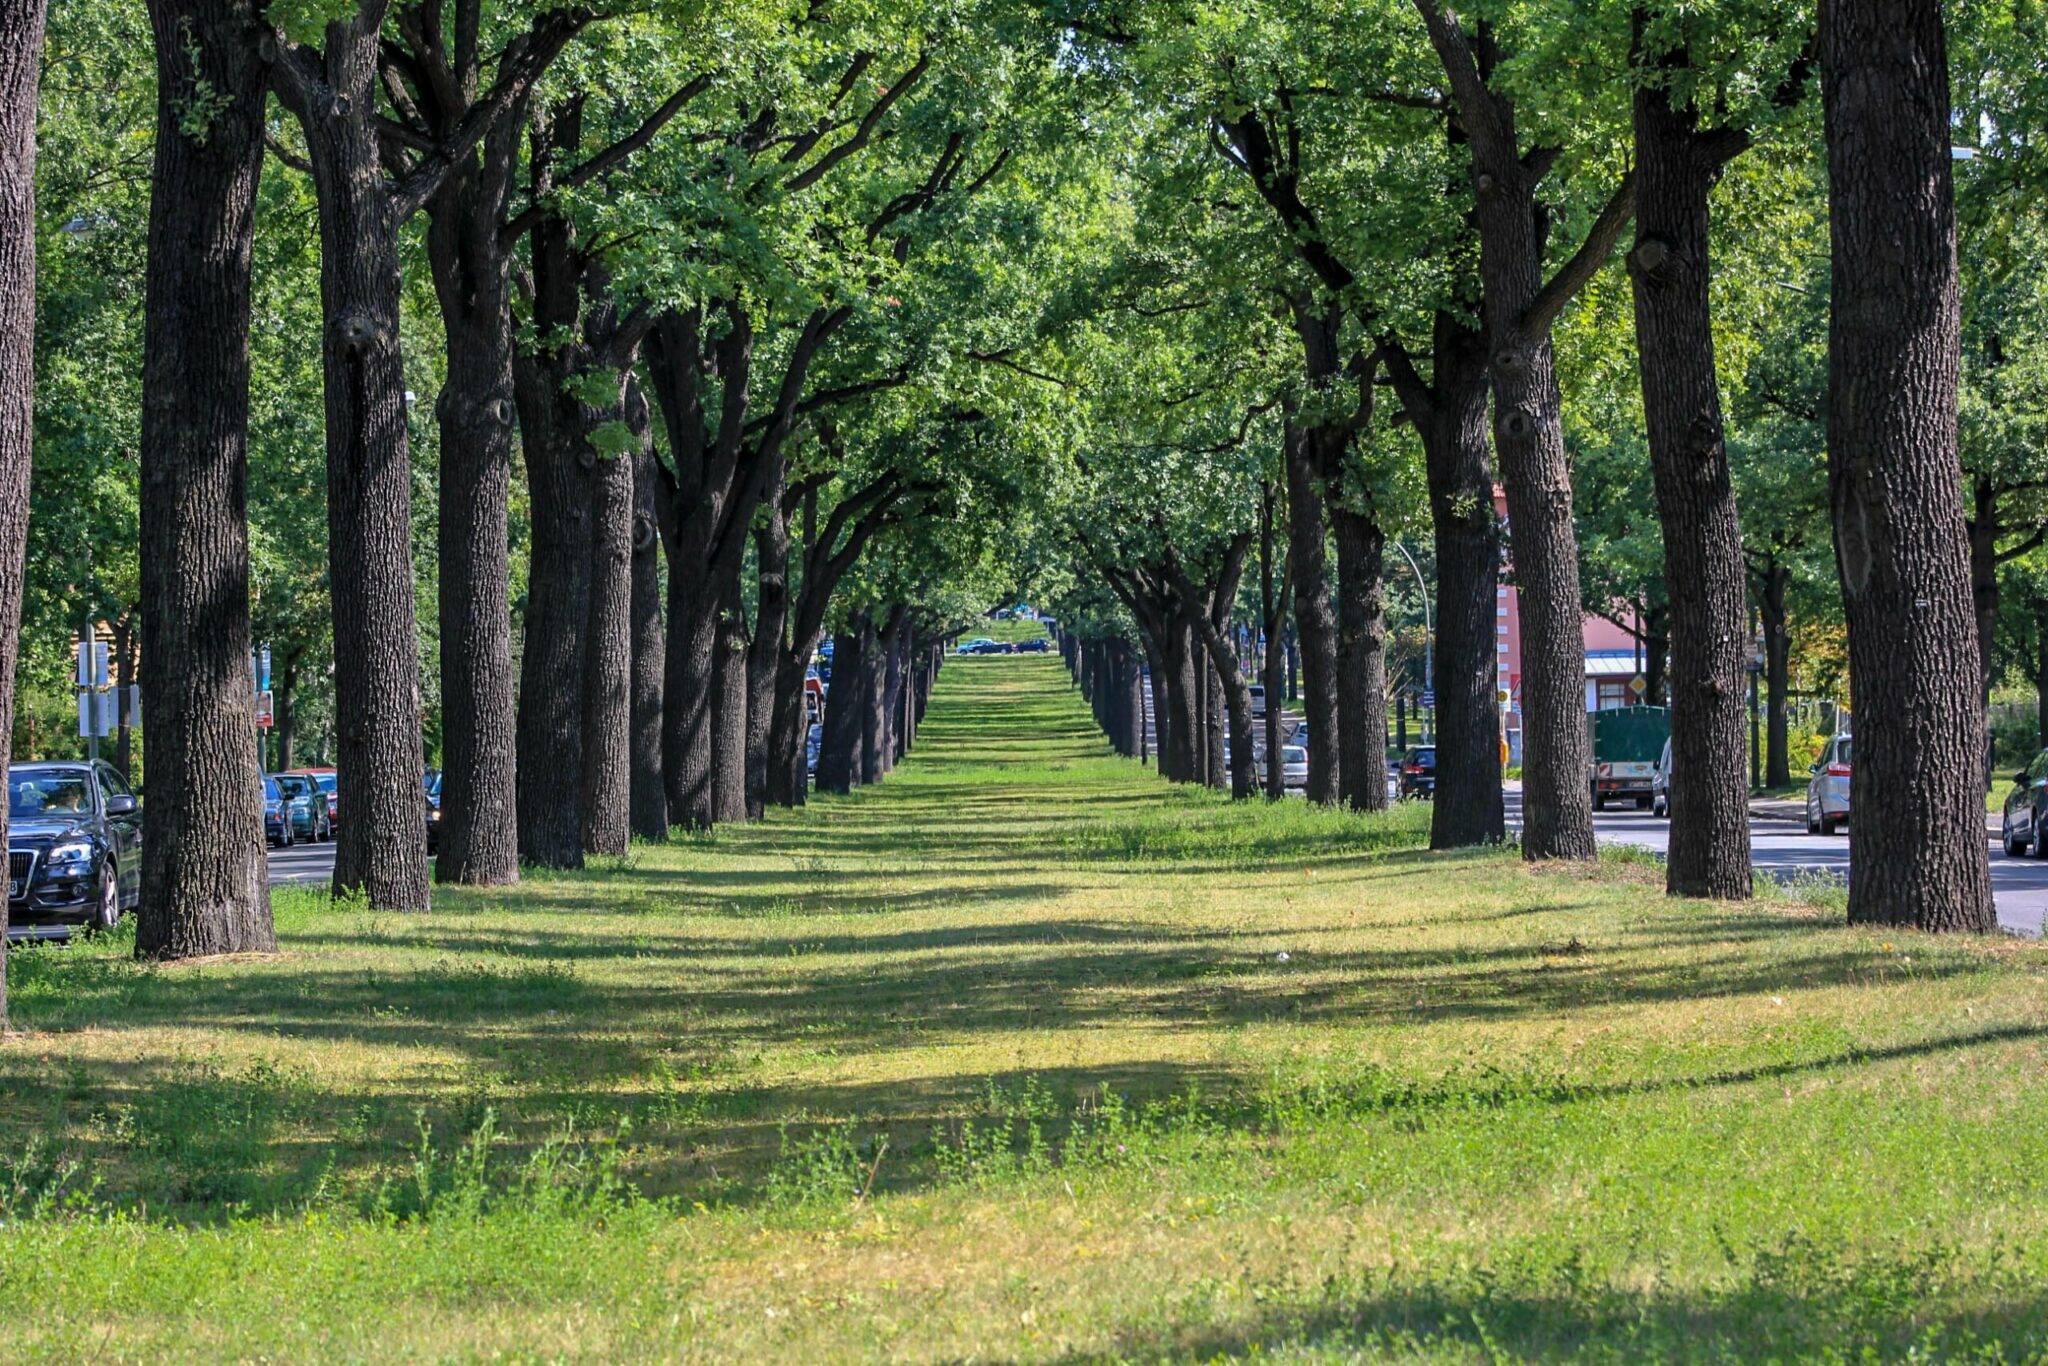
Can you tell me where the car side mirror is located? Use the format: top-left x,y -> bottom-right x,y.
2016,771 -> 2032,788
106,794 -> 137,816
1808,763 -> 1822,776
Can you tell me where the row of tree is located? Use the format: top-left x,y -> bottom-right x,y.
1018,0 -> 2012,934
2,0 -> 1079,996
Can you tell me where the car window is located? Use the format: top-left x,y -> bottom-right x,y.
98,765 -> 134,800
2028,753 -> 2046,783
312,773 -> 337,794
1837,739 -> 1852,767
276,775 -> 312,798
10,772 -> 93,817
263,776 -> 282,801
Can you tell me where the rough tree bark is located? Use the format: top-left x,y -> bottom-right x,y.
710,577 -> 750,825
1414,0 -> 1636,860
1628,41 -> 1755,898
746,481 -> 790,821
817,623 -> 865,795
1332,505 -> 1391,812
580,375 -> 634,858
136,0 -> 274,959
0,0 -> 44,1007
627,382 -> 667,841
1258,485 -> 1294,801
1394,314 -> 1505,845
1820,0 -> 1993,930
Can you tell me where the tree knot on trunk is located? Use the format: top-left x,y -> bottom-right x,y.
1499,407 -> 1536,440
1474,171 -> 1496,196
632,514 -> 658,552
1493,348 -> 1527,375
334,311 -> 383,353
1627,236 -> 1674,279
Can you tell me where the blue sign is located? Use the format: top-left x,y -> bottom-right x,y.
1419,690 -> 1435,708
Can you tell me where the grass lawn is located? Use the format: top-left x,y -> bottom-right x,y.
6,655 -> 2048,1359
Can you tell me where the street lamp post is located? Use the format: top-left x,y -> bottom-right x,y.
1393,541 -> 1433,741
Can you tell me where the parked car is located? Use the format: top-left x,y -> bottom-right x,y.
1257,744 -> 1309,790
957,637 -> 999,654
1398,746 -> 1437,799
289,766 -> 340,828
1805,734 -> 1852,834
1249,685 -> 1266,718
6,761 -> 142,941
1651,737 -> 1674,818
424,769 -> 442,853
262,775 -> 295,848
2002,749 -> 2048,857
1017,637 -> 1050,653
274,771 -> 333,841
806,722 -> 823,777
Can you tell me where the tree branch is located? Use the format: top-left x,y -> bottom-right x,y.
1522,170 -> 1635,337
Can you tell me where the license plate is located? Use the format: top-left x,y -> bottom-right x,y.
9,879 -> 23,899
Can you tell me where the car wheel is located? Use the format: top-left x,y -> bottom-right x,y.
92,862 -> 119,931
2004,820 -> 2024,857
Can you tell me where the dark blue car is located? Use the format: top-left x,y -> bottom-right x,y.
6,761 -> 143,942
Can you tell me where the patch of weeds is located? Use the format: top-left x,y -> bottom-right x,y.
1061,796 -> 1431,869
0,1135 -> 103,1219
372,1108 -> 646,1224
1758,867 -> 1848,917
98,1055 -> 318,1208
763,1124 -> 886,1208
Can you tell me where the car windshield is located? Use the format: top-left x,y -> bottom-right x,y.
1412,749 -> 1435,764
10,772 -> 92,818
1282,747 -> 1307,763
262,777 -> 282,801
276,775 -> 314,799
311,773 -> 336,794
1837,739 -> 1852,766
424,772 -> 442,797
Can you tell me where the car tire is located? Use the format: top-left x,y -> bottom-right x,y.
92,862 -> 119,932
2004,820 -> 2024,857
2031,811 -> 2048,860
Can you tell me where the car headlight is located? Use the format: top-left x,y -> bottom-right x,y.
46,839 -> 93,872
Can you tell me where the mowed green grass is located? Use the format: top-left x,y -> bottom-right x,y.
6,656 -> 2048,1360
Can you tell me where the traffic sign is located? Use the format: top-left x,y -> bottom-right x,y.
1419,690 -> 1435,708
1628,674 -> 1647,697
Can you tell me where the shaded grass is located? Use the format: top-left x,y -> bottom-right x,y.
4,655 -> 2048,1359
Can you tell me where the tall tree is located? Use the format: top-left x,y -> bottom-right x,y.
265,1 -> 579,907
1412,0 -> 1636,860
1819,0 -> 1993,930
135,0 -> 275,960
0,0 -> 43,1013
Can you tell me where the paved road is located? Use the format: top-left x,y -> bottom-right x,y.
267,838 -> 336,888
1508,787 -> 2048,936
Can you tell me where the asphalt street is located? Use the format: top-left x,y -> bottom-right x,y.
267,837 -> 337,888
1508,786 -> 2048,936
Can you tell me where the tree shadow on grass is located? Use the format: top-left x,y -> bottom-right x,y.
1080,1262 -> 2048,1362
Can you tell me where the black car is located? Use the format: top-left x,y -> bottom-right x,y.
1398,746 -> 1437,799
6,761 -> 142,942
1017,638 -> 1051,653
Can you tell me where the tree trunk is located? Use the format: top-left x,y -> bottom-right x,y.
1970,476 -> 1999,701
1820,0 -> 1994,931
424,136 -> 521,886
860,614 -> 896,785
1332,505 -> 1391,811
662,578 -> 718,827
1629,76 -> 1753,899
511,215 -> 591,869
1164,617 -> 1201,783
817,624 -> 864,794
282,28 -> 430,909
0,0 -> 44,1010
579,383 -> 634,858
112,610 -> 138,776
1758,560 -> 1792,787
135,0 -> 274,959
882,621 -> 909,772
628,384 -> 667,841
747,509 -> 790,821
1286,416 -> 1340,804
710,577 -> 750,825
273,649 -> 298,772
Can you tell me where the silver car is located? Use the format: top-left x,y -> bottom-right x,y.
1651,737 -> 1673,817
1257,743 -> 1309,790
1805,734 -> 1851,834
